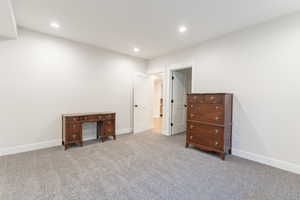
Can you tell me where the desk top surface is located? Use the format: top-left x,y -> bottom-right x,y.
62,112 -> 115,117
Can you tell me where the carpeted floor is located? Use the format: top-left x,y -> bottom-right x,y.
1,131 -> 300,200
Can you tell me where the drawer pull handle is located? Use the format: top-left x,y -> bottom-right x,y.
190,136 -> 193,139
210,96 -> 215,100
215,129 -> 219,133
72,134 -> 76,139
215,117 -> 219,120
214,141 -> 219,146
190,125 -> 194,129
191,105 -> 193,108
193,96 -> 197,100
216,106 -> 219,109
190,114 -> 195,117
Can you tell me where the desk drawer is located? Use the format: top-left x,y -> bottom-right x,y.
103,119 -> 115,136
66,123 -> 82,142
105,114 -> 115,120
66,117 -> 80,122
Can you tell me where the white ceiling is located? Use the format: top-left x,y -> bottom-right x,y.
11,0 -> 300,59
0,0 -> 17,39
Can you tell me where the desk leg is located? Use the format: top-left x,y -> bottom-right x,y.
96,122 -> 100,140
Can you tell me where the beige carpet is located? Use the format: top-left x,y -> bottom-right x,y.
0,131 -> 300,200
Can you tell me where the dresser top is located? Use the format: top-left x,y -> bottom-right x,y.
62,112 -> 115,117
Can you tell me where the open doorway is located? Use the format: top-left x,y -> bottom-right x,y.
151,73 -> 164,133
133,65 -> 193,137
170,68 -> 192,135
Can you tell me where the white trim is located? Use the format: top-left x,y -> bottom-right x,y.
165,62 -> 195,136
0,128 -> 133,157
117,128 -> 133,135
161,129 -> 169,136
0,140 -> 61,157
133,128 -> 152,134
232,148 -> 300,175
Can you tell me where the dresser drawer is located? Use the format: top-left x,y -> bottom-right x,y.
189,135 -> 223,151
200,104 -> 224,113
198,112 -> 224,124
187,123 -> 223,150
187,122 -> 223,139
204,95 -> 223,104
188,104 -> 224,120
188,95 -> 204,104
188,112 -> 224,124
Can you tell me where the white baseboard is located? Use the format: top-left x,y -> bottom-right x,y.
117,128 -> 132,135
162,129 -> 170,136
133,128 -> 152,134
232,148 -> 300,175
0,128 -> 133,157
0,139 -> 61,157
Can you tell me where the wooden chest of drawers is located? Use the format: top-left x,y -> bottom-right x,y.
186,93 -> 233,160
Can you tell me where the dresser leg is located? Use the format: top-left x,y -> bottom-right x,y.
219,152 -> 225,160
185,143 -> 189,148
64,144 -> 67,150
228,149 -> 232,154
80,142 -> 83,147
101,137 -> 105,142
113,135 -> 116,140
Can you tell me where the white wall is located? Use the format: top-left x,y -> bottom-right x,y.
0,28 -> 147,155
148,12 -> 300,174
0,0 -> 18,39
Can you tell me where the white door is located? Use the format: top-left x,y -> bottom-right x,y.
133,73 -> 153,133
171,71 -> 187,135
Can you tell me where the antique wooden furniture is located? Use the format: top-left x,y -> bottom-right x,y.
62,112 -> 116,150
186,93 -> 233,160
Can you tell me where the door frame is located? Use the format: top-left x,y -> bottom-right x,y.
164,62 -> 195,136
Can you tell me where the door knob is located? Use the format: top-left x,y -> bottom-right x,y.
134,105 -> 138,107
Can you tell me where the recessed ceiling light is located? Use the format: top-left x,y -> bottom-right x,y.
133,48 -> 140,52
179,26 -> 187,33
50,22 -> 60,29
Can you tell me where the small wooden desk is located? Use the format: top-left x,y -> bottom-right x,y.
62,112 -> 116,150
